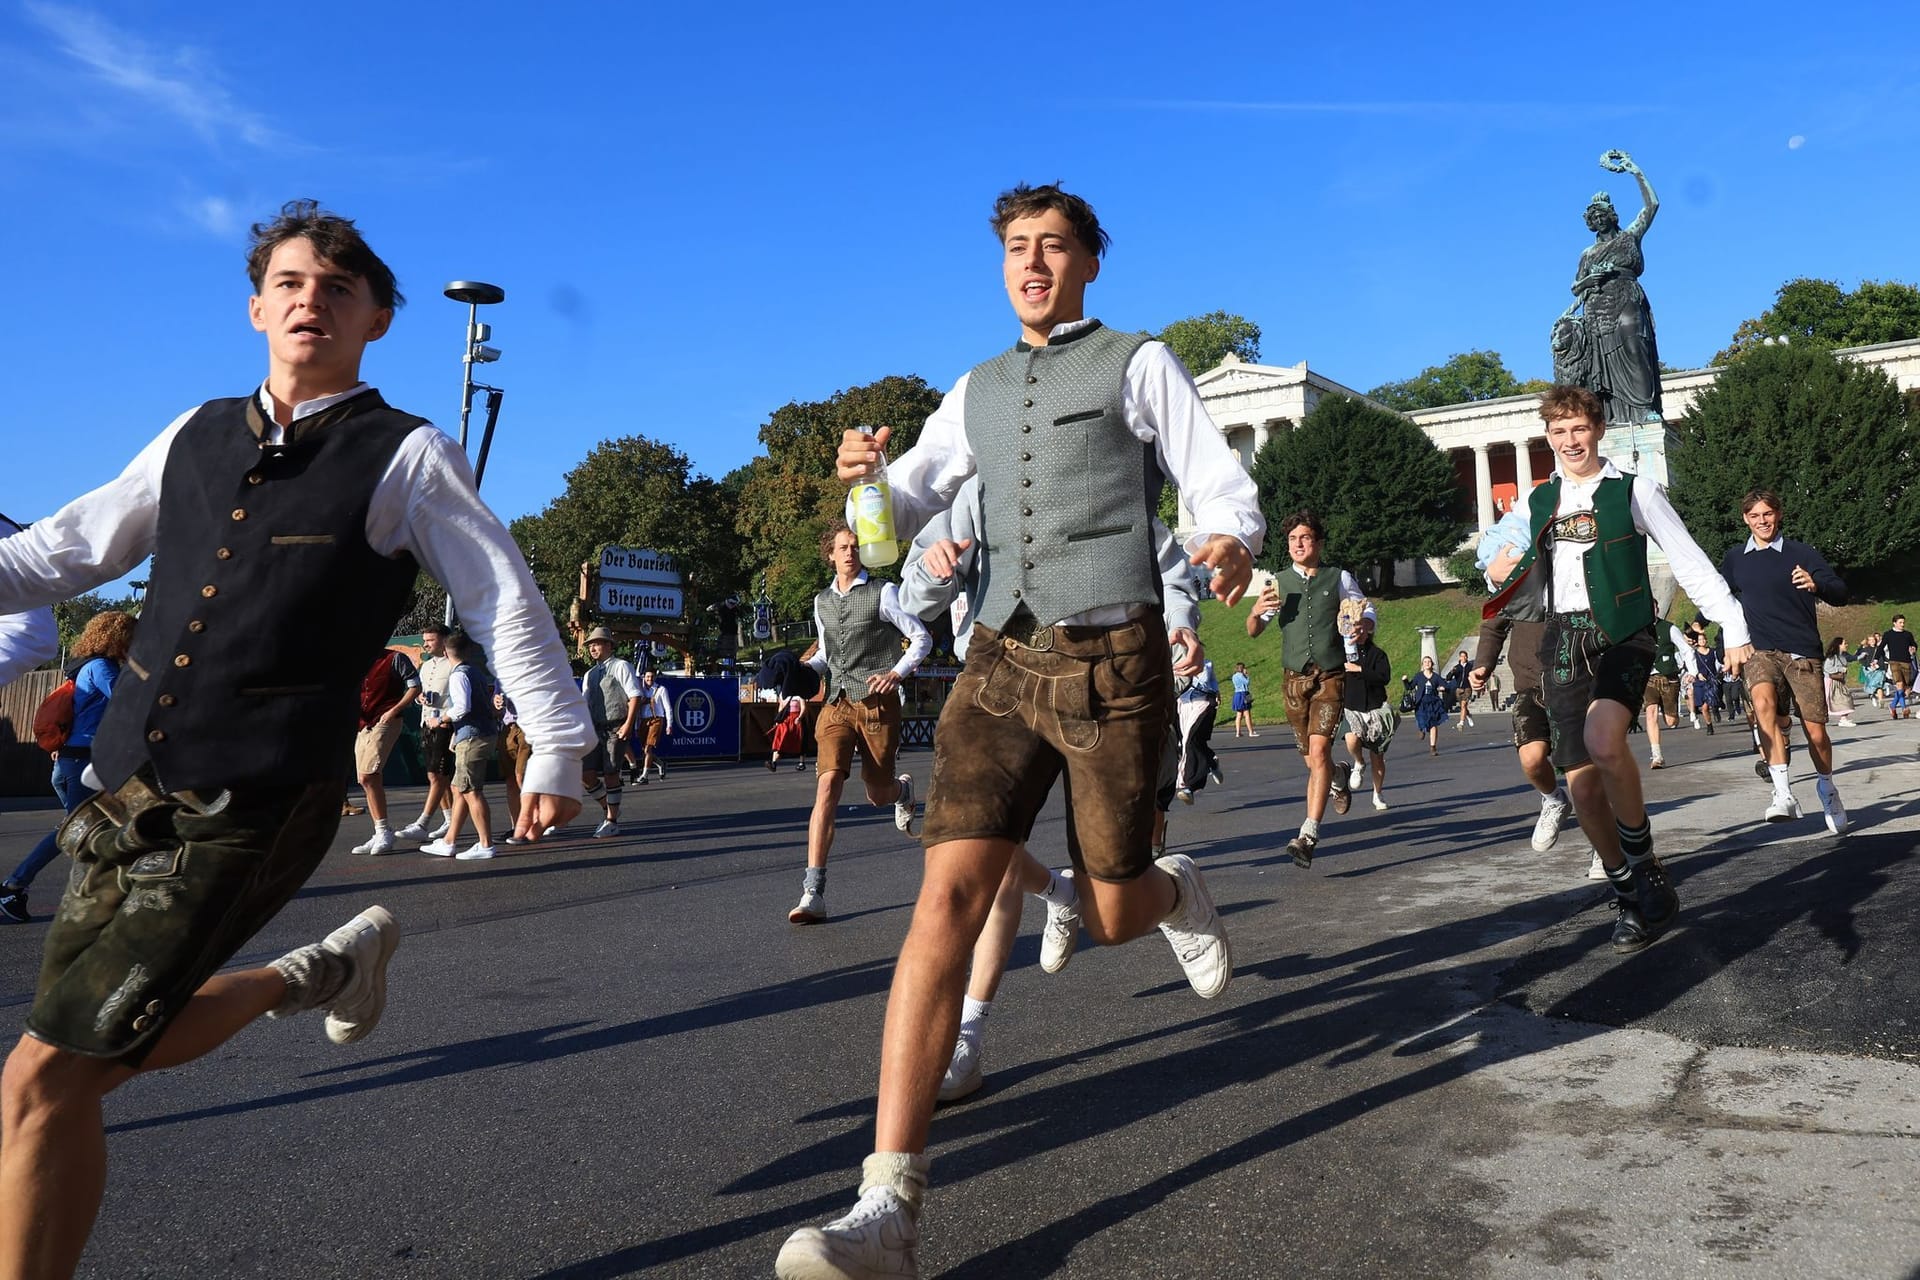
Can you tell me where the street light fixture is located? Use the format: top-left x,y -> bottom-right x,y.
443,280 -> 506,625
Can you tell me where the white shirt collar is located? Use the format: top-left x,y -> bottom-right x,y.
828,569 -> 872,597
256,381 -> 372,422
1554,458 -> 1623,486
1744,534 -> 1785,553
1046,317 -> 1100,340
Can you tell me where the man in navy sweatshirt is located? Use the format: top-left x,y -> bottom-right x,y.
1719,490 -> 1849,834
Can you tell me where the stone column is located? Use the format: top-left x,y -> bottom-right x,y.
1472,443 -> 1495,530
1512,437 -> 1533,500
1417,625 -> 1440,669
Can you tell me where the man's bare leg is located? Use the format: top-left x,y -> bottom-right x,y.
1,967 -> 302,1280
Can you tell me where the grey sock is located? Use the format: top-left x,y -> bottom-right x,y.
803,867 -> 826,894
269,943 -> 351,1018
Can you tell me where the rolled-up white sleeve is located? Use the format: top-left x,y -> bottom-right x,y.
367,427 -> 594,798
1632,483 -> 1751,649
0,413 -> 191,613
885,376 -> 978,541
1126,343 -> 1266,560
878,583 -> 933,677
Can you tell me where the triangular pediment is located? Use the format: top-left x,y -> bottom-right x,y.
1192,359 -> 1305,389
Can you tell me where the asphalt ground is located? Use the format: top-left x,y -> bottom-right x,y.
0,712 -> 1916,1278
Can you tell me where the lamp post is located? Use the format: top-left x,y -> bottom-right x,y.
443,280 -> 506,489
442,281 -> 505,625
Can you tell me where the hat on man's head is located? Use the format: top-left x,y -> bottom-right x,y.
585,626 -> 615,643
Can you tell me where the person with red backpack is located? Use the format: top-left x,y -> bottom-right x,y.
1,610 -> 136,924
348,646 -> 422,856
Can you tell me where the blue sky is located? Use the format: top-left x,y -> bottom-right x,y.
5,1 -> 1919,585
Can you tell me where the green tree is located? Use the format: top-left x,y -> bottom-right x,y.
1669,342 -> 1920,590
510,434 -> 746,632
1714,277 -> 1920,364
1367,350 -> 1525,412
1155,311 -> 1261,377
1248,397 -> 1466,588
735,375 -> 945,620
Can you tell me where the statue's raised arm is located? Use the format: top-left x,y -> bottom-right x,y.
1601,149 -> 1658,240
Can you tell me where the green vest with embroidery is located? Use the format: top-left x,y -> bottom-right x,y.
1511,474 -> 1653,643
1652,619 -> 1680,677
1278,567 -> 1347,673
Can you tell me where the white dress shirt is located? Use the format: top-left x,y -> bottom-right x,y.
884,318 -> 1265,622
0,384 -> 594,798
807,573 -> 933,681
1546,460 -> 1751,648
0,516 -> 58,686
639,681 -> 674,732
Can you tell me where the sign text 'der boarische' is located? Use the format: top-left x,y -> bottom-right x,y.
599,546 -> 682,586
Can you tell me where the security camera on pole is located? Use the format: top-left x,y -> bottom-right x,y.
443,280 -> 505,624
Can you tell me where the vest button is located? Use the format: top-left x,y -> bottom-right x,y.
201,585 -> 217,598
1023,561 -> 1035,570
1020,478 -> 1031,488
1020,451 -> 1031,462
188,620 -> 205,633
146,730 -> 166,743
158,694 -> 177,707
216,548 -> 232,560
1022,534 -> 1033,543
1026,375 -> 1037,385
246,472 -> 263,485
173,654 -> 191,668
1011,589 -> 1022,599
1023,507 -> 1033,517
1022,399 -> 1033,408
231,508 -> 247,521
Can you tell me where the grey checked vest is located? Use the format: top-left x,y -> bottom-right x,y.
964,322 -> 1162,630
816,578 -> 901,703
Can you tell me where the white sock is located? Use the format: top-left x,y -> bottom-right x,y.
1301,817 -> 1321,840
1768,763 -> 1791,794
373,819 -> 390,835
960,997 -> 991,1037
1038,868 -> 1077,908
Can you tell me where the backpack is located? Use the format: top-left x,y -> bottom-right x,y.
32,672 -> 79,752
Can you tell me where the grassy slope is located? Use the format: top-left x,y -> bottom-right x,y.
1198,587 -> 1489,723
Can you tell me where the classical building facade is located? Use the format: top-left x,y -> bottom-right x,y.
1188,337 -> 1920,581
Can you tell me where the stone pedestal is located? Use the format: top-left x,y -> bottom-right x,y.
1417,625 -> 1440,668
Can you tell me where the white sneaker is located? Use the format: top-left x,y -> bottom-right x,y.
1372,792 -> 1389,811
938,1035 -> 984,1103
427,817 -> 451,840
593,819 -> 620,839
1765,793 -> 1803,823
1156,853 -> 1230,999
776,1185 -> 918,1280
1586,849 -> 1608,881
893,774 -> 917,835
318,906 -> 400,1045
351,831 -> 397,856
1349,761 -> 1366,790
1208,764 -> 1224,786
395,822 -> 430,840
1815,776 -> 1848,835
1531,790 -> 1571,852
1176,787 -> 1194,805
1038,875 -> 1079,974
789,889 -> 826,924
419,839 -> 456,857
456,844 -> 496,861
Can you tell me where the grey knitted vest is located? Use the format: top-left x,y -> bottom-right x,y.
816,578 -> 901,703
964,322 -> 1162,630
585,662 -> 630,728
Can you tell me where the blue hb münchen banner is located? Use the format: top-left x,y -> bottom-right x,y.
656,676 -> 741,761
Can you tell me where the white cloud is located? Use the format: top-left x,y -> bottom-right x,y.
1788,134 -> 1807,150
23,2 -> 284,149
182,194 -> 240,235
